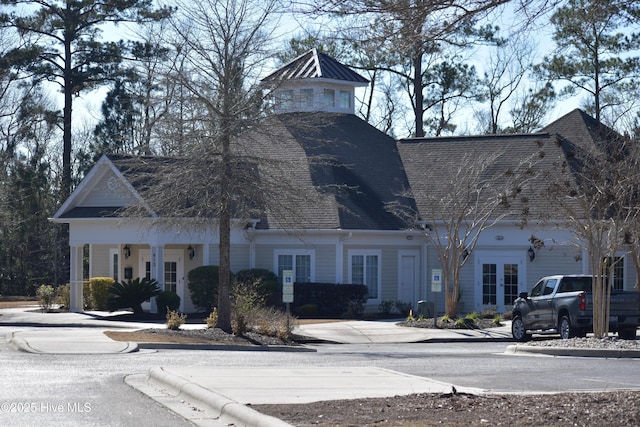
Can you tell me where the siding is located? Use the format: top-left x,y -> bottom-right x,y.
81,173 -> 134,207
252,244 -> 335,283
91,244 -> 113,278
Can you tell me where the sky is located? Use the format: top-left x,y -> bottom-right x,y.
69,3 -> 585,138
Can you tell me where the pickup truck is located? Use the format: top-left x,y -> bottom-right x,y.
511,274 -> 640,341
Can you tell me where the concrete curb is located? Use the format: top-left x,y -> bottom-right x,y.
137,342 -> 317,352
506,344 -> 640,358
143,367 -> 294,427
9,331 -> 139,354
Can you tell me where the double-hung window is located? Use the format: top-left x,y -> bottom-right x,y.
604,256 -> 624,290
349,250 -> 381,301
275,250 -> 314,285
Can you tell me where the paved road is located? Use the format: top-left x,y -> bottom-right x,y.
2,331 -> 640,426
2,307 -> 639,426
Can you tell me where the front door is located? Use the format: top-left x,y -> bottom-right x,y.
475,254 -> 524,312
398,252 -> 418,308
139,249 -> 185,312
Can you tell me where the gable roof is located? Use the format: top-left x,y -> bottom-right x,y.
541,108 -> 618,149
262,48 -> 369,85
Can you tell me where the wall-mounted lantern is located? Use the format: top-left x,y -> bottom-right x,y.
528,246 -> 535,262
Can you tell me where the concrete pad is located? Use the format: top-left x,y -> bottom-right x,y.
150,366 -> 484,405
294,320 -> 431,343
294,320 -> 513,344
10,328 -> 138,354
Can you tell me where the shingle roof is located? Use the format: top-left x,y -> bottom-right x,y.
541,109 -> 617,149
250,112 -> 416,230
262,49 -> 369,84
398,132 -> 567,222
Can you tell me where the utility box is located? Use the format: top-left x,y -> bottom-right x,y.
417,300 -> 433,318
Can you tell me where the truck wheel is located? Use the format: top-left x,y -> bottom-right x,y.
559,315 -> 574,340
511,315 -> 531,342
618,329 -> 637,340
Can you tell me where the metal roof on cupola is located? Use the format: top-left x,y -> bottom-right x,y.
262,48 -> 369,85
262,49 -> 368,114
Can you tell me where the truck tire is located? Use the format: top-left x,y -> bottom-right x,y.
559,315 -> 575,340
618,329 -> 637,340
511,315 -> 531,342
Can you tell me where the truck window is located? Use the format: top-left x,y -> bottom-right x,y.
565,277 -> 591,292
531,281 -> 545,297
543,279 -> 557,295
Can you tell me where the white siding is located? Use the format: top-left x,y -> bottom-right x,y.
81,173 -> 134,206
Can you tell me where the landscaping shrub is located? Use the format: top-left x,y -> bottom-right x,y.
89,277 -> 114,311
36,284 -> 55,311
395,301 -> 412,316
55,284 -> 70,310
231,279 -> 264,336
187,265 -> 219,311
297,304 -> 318,317
379,300 -> 395,315
251,306 -> 297,340
234,269 -> 279,307
156,291 -> 181,316
205,308 -> 218,329
166,310 -> 187,330
107,277 -> 161,315
292,283 -> 368,318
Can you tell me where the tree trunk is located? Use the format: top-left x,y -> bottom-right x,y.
216,119 -> 233,333
413,54 -> 424,138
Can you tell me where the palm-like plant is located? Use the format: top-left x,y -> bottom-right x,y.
107,277 -> 161,315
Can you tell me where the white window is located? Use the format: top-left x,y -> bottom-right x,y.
338,90 -> 351,109
277,89 -> 294,109
323,88 -> 335,107
301,88 -> 314,107
275,250 -> 315,284
349,250 -> 381,301
109,248 -> 119,282
604,256 -> 625,290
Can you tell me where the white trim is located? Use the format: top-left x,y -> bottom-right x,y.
348,249 -> 382,304
273,249 -> 316,283
474,251 -> 525,312
109,248 -> 119,282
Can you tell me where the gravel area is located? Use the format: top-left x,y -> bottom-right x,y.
524,336 -> 640,349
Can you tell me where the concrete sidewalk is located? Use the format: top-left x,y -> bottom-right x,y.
1,306 -> 515,355
125,366 -> 481,427
293,319 -> 513,343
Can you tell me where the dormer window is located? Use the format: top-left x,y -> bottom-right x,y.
338,91 -> 351,109
277,89 -> 294,109
323,88 -> 335,107
301,88 -> 314,107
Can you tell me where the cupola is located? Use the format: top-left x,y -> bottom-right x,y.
262,48 -> 369,115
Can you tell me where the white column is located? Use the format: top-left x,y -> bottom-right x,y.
149,245 -> 165,313
69,245 -> 84,312
202,244 -> 210,265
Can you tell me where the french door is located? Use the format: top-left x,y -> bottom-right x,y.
475,254 -> 524,312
